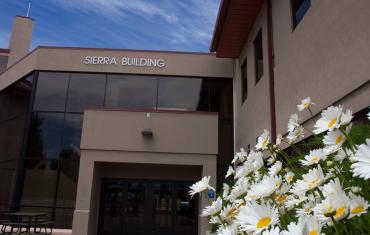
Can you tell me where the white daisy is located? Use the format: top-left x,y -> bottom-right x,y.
220,204 -> 239,223
189,176 -> 215,197
226,166 -> 235,178
296,200 -> 315,218
236,201 -> 279,235
268,161 -> 283,176
290,165 -> 329,195
298,97 -> 315,112
285,194 -> 308,211
348,193 -> 369,219
262,226 -> 281,235
282,220 -> 303,235
340,109 -> 353,125
223,183 -> 230,198
288,113 -> 300,132
334,149 -> 347,162
351,139 -> 370,179
247,175 -> 282,200
323,124 -> 351,149
235,162 -> 253,179
256,129 -> 271,151
322,178 -> 343,197
313,192 -> 349,222
303,215 -> 323,235
249,150 -> 264,171
274,182 -> 290,205
276,134 -> 283,146
216,223 -> 238,235
227,177 -> 250,201
300,149 -> 327,166
201,197 -> 223,216
232,148 -> 248,163
287,126 -> 304,144
313,106 -> 342,134
284,171 -> 295,184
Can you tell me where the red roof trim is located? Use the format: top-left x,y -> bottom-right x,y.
210,0 -> 231,52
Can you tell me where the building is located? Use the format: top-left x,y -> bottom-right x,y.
0,1 -> 369,234
211,0 -> 370,150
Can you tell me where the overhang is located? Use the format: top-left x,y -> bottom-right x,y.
210,0 -> 263,58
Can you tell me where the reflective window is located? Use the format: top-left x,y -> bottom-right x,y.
241,59 -> 248,103
105,75 -> 157,109
158,77 -> 208,111
254,30 -> 263,84
26,113 -> 64,159
34,72 -> 69,111
291,0 -> 311,28
60,114 -> 83,160
66,73 -> 106,112
0,75 -> 33,121
56,160 -> 79,208
21,159 -> 58,207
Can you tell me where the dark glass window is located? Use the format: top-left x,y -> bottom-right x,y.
34,72 -> 69,111
0,75 -> 33,121
26,112 -> 64,159
241,59 -> 248,103
105,75 -> 157,109
254,30 -> 263,84
66,73 -> 106,112
56,160 -> 79,208
60,114 -> 83,160
291,0 -> 311,28
158,77 -> 208,111
21,159 -> 58,206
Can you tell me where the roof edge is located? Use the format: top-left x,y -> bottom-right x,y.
37,46 -> 216,56
210,0 -> 231,52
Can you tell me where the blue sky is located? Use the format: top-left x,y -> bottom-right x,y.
0,0 -> 220,52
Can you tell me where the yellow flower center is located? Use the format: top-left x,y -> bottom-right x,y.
334,207 -> 347,219
257,217 -> 271,229
328,117 -> 338,128
335,135 -> 344,145
275,194 -> 287,203
303,102 -> 310,108
287,176 -> 293,182
304,207 -> 312,213
311,156 -> 320,162
226,207 -> 238,218
308,178 -> 319,188
352,206 -> 364,214
262,139 -> 268,147
309,230 -> 318,235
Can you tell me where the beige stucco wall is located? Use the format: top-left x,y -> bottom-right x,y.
234,3 -> 271,150
0,46 -> 234,91
234,0 -> 370,149
72,110 -> 218,235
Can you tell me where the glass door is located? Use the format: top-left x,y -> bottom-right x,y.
99,179 -> 197,235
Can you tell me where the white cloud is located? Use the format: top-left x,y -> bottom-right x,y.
50,0 -> 220,51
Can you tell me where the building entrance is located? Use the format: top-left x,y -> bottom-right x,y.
98,178 -> 198,235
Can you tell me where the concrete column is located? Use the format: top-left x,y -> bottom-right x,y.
71,157 -> 95,235
7,16 -> 34,67
199,158 -> 217,235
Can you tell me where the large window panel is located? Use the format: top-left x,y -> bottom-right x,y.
21,159 -> 58,207
60,114 -> 83,160
66,73 -> 106,112
158,77 -> 208,111
34,72 -> 69,111
105,75 -> 157,109
56,160 -> 79,208
26,113 -> 64,159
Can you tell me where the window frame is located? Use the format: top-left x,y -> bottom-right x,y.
254,30 -> 263,84
241,59 -> 248,103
